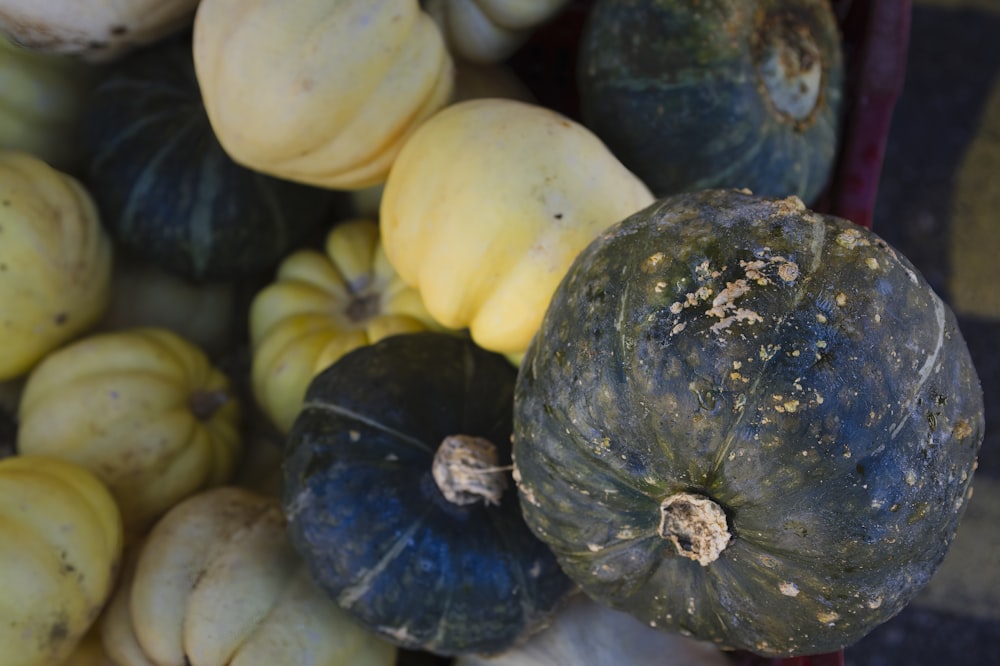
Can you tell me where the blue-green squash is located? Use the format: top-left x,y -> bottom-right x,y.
511,189 -> 984,657
78,38 -> 341,282
282,332 -> 575,657
576,0 -> 844,205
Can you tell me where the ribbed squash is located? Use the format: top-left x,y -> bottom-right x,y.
193,0 -> 454,190
250,218 -> 441,433
0,150 -> 112,381
379,98 -> 653,360
0,455 -> 123,666
512,189 -> 984,657
101,486 -> 397,666
17,327 -> 242,540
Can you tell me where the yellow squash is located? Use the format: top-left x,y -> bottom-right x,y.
379,98 -> 654,361
193,0 -> 453,190
250,218 -> 440,433
0,455 -> 124,666
100,486 -> 397,666
17,327 -> 242,540
424,0 -> 570,64
0,150 -> 112,381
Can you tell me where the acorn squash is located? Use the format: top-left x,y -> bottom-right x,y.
250,218 -> 441,434
78,38 -> 339,282
193,0 -> 453,190
577,0 -> 844,204
17,327 -> 242,540
512,189 -> 984,657
379,98 -> 653,361
0,150 -> 112,381
100,486 -> 397,666
0,455 -> 123,666
283,332 -> 575,656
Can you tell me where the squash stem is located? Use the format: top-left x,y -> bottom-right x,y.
432,434 -> 510,506
659,492 -> 731,566
188,388 -> 231,421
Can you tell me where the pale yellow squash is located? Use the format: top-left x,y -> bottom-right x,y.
424,0 -> 570,64
0,0 -> 198,62
17,327 -> 242,540
0,150 -> 112,381
0,455 -> 124,666
0,35 -> 97,170
379,98 -> 654,360
100,486 -> 397,666
250,219 -> 440,433
193,0 -> 453,190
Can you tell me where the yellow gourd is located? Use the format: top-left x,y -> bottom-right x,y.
0,35 -> 96,170
379,98 -> 654,360
0,455 -> 124,666
424,0 -> 570,64
193,0 -> 453,190
0,0 -> 199,62
100,486 -> 397,666
0,150 -> 112,381
250,219 -> 441,433
17,327 -> 242,540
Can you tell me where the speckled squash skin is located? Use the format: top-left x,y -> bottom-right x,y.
283,332 -> 575,656
78,38 -> 340,281
577,0 -> 844,204
512,189 -> 984,657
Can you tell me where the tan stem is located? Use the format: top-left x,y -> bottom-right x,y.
659,492 -> 731,566
432,434 -> 510,506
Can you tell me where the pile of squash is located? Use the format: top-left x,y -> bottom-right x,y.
0,1 -> 985,666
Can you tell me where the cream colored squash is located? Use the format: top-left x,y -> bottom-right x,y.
250,218 -> 441,433
0,0 -> 198,62
379,98 -> 654,360
17,327 -> 242,540
0,150 -> 112,381
193,0 -> 453,190
424,0 -> 570,64
100,486 -> 397,666
0,35 -> 97,170
0,455 -> 124,666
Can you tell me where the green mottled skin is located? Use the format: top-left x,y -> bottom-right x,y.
577,0 -> 844,204
283,332 -> 575,657
512,189 -> 984,657
79,38 -> 339,281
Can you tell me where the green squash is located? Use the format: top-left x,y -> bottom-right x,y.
78,37 -> 342,282
577,0 -> 844,205
512,189 -> 984,657
282,332 -> 575,657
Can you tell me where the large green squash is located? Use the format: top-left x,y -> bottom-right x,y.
282,332 -> 575,657
577,0 -> 844,204
78,38 -> 341,282
512,189 -> 984,657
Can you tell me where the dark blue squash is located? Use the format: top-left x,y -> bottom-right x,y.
577,0 -> 844,205
78,38 -> 341,282
282,332 -> 575,657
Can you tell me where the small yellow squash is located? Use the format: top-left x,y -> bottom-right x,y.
0,455 -> 124,666
0,150 -> 112,381
193,0 -> 453,190
0,0 -> 198,62
424,0 -> 570,64
250,218 -> 440,433
17,327 -> 242,540
380,98 -> 654,359
101,486 -> 397,666
0,35 -> 96,170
